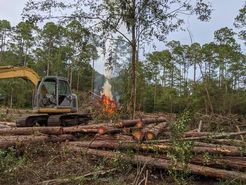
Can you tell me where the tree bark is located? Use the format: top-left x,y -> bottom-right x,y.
130,0 -> 136,119
97,126 -> 121,135
145,122 -> 168,140
117,117 -> 166,128
0,134 -> 75,149
0,125 -> 104,135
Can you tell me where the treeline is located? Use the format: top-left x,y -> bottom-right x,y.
0,20 -> 245,114
112,27 -> 245,115
0,20 -> 98,107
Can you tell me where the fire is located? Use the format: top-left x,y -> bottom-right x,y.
101,94 -> 116,114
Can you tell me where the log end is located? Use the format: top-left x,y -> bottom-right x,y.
135,121 -> 143,129
97,126 -> 106,135
145,132 -> 155,140
132,130 -> 145,142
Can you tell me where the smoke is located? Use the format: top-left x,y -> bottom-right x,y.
101,39 -> 115,100
101,79 -> 113,100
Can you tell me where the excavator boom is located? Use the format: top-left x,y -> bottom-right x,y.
0,66 -> 40,86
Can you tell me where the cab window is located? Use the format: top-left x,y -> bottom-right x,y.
59,80 -> 71,95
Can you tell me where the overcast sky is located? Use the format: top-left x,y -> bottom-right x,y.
0,0 -> 245,74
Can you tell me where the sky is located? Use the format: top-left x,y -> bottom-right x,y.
0,0 -> 245,74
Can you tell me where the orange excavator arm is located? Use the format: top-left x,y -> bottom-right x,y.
0,66 -> 40,86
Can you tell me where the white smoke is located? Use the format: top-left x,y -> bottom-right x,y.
102,79 -> 113,100
101,39 -> 115,100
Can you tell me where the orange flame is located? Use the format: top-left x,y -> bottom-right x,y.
101,94 -> 116,114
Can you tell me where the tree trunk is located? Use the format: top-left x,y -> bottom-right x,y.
130,0 -> 136,119
97,126 -> 121,135
194,62 -> 196,83
10,87 -> 13,108
76,70 -> 80,93
70,65 -> 73,87
91,60 -> 94,93
0,124 -> 103,135
117,117 -> 166,128
145,122 -> 168,140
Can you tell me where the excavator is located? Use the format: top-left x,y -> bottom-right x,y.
0,66 -> 91,127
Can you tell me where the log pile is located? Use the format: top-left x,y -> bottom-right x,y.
0,116 -> 245,181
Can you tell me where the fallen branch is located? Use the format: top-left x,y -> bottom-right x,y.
41,168 -> 117,185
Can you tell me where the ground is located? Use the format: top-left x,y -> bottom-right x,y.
1,142 -> 221,185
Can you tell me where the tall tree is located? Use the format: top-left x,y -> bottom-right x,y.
11,21 -> 36,66
65,20 -> 98,87
38,22 -> 64,75
187,43 -> 202,84
214,27 -> 239,87
234,3 -> 246,45
0,20 -> 11,62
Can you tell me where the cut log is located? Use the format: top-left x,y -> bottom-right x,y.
190,156 -> 246,172
117,117 -> 166,128
0,134 -> 75,149
132,130 -> 145,142
144,131 -> 246,143
0,127 -> 63,135
145,122 -> 168,140
132,123 -> 157,141
115,134 -> 134,141
135,121 -> 143,129
192,146 -> 242,156
63,125 -> 102,134
66,145 -> 246,180
70,139 -> 243,156
0,121 -> 16,127
97,126 -> 121,135
0,125 -> 103,136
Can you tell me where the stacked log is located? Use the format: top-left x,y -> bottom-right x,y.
0,116 -> 245,181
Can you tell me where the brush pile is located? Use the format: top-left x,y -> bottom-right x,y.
0,114 -> 245,181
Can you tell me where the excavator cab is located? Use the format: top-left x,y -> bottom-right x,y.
33,76 -> 78,113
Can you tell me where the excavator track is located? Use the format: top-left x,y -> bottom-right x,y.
47,113 -> 91,126
16,113 -> 91,127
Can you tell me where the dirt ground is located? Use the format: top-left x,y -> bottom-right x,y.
0,142 -> 222,185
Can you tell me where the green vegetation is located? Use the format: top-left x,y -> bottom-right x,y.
167,112 -> 194,184
0,1 -> 245,115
